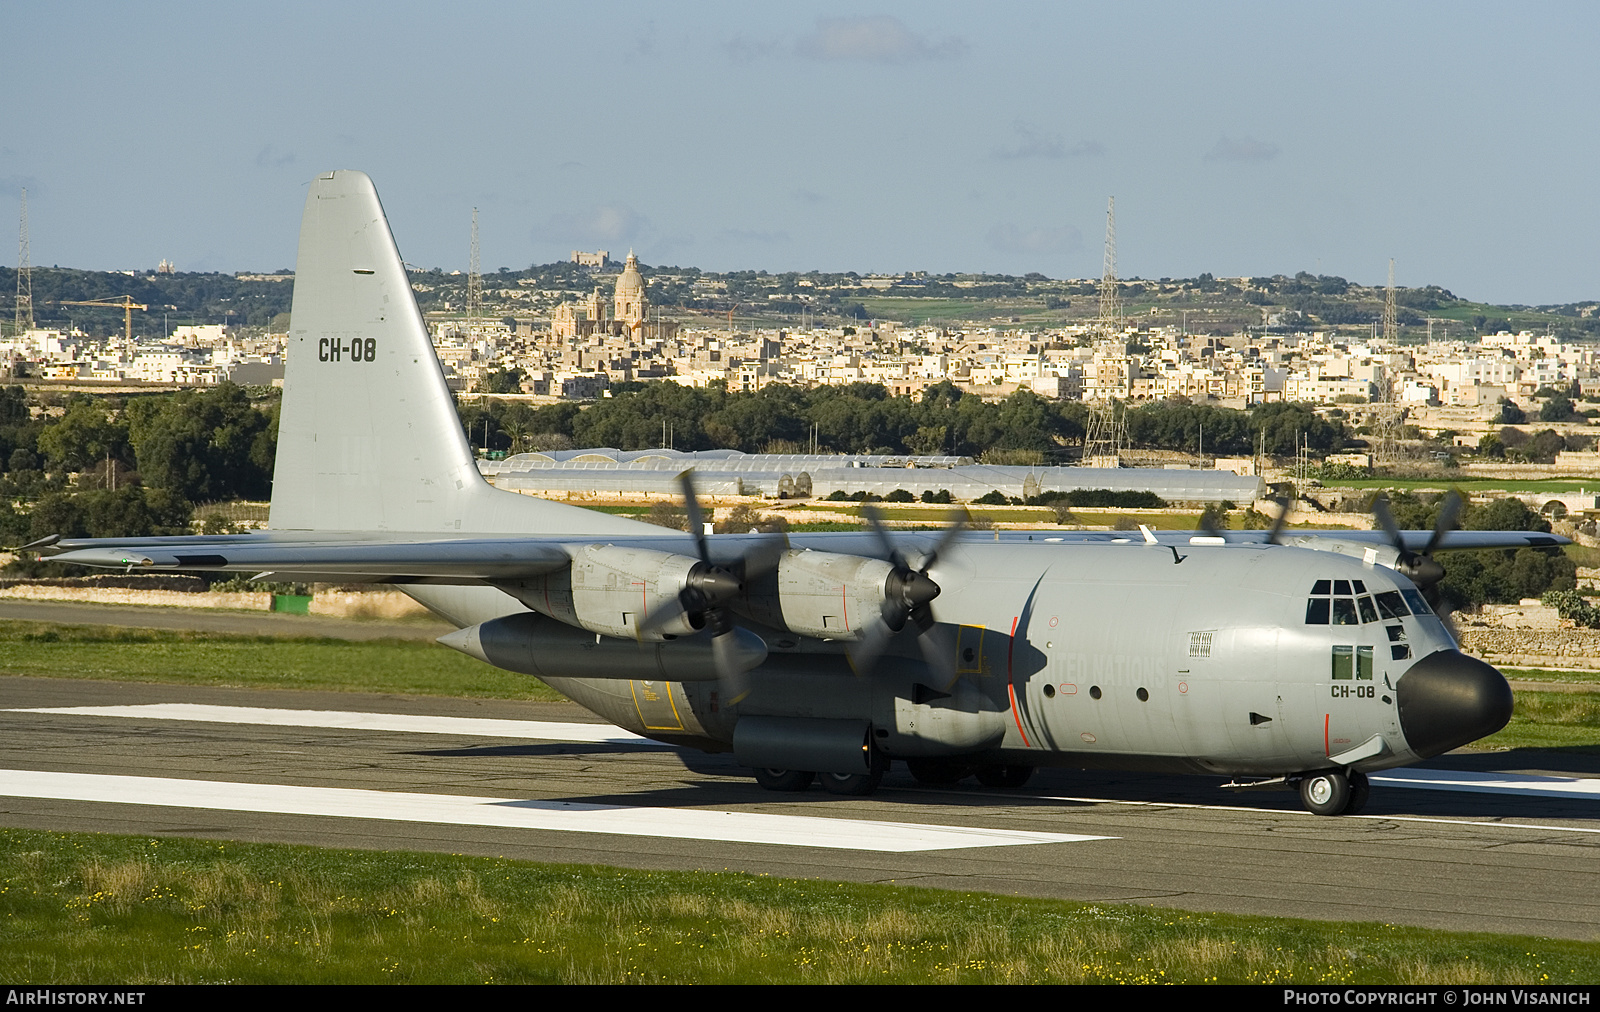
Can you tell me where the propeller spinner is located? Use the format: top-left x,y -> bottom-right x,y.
850,503 -> 968,686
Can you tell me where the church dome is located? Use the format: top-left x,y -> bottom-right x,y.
614,251 -> 645,298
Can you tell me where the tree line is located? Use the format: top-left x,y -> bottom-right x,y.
0,383 -> 276,547
456,381 -> 1347,460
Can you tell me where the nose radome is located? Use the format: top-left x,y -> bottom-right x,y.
1396,650 -> 1514,759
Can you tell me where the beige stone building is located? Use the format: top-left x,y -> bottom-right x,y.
550,251 -> 679,342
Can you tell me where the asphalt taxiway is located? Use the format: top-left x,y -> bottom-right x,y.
2,674 -> 1597,941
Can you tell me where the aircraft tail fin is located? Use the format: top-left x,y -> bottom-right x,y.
269,170 -> 643,536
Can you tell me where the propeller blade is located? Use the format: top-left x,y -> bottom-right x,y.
710,623 -> 768,705
1423,491 -> 1462,558
917,623 -> 959,690
676,470 -> 710,562
847,618 -> 897,676
1266,495 -> 1291,546
733,532 -> 791,581
1371,493 -> 1403,551
860,502 -> 907,568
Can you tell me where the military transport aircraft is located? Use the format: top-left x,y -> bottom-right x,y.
30,171 -> 1563,816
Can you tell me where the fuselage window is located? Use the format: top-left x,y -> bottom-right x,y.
1306,598 -> 1330,624
1333,580 -> 1352,595
1311,580 -> 1331,595
1332,645 -> 1353,679
1332,645 -> 1375,680
1332,598 -> 1359,625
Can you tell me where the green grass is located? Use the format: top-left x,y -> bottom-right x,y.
0,622 -> 564,701
1,828 -> 1594,984
1477,689 -> 1600,753
853,296 -> 1036,323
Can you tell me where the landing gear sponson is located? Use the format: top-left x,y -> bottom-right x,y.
750,761 -> 1038,796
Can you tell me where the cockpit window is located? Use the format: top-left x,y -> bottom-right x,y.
1309,580 -> 1429,626
1401,589 -> 1432,616
1375,591 -> 1409,619
1357,596 -> 1379,623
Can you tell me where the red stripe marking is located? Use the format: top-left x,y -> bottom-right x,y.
1008,616 -> 1030,747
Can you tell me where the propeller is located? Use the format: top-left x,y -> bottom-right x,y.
850,503 -> 968,686
637,471 -> 775,704
1265,494 -> 1291,545
1371,490 -> 1462,607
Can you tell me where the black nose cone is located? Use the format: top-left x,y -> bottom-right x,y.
1397,650 -> 1514,759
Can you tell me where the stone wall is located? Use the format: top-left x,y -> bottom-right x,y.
0,583 -> 429,620
309,590 -> 430,620
1458,627 -> 1600,669
0,584 -> 274,611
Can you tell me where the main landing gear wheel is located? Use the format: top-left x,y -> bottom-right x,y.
1345,770 -> 1371,815
975,764 -> 1035,789
1298,770 -> 1359,816
905,759 -> 973,786
820,768 -> 885,796
753,768 -> 815,792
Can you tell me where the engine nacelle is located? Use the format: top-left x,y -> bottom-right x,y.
437,611 -> 764,682
739,549 -> 897,641
498,544 -> 706,640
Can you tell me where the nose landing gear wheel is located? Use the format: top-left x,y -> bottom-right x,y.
1298,770 -> 1354,815
753,768 -> 815,792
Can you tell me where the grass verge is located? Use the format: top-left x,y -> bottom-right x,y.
1477,689 -> 1600,753
1,828 -> 1594,984
0,621 -> 564,701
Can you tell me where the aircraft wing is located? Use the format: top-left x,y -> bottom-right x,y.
35,525 -> 1567,584
44,534 -> 575,581
1253,529 -> 1566,551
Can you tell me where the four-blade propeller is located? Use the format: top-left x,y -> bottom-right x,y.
1371,490 -> 1462,607
635,472 -> 778,703
849,503 -> 969,686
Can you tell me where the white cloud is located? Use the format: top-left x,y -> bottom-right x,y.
993,123 -> 1104,160
254,145 -> 296,168
987,223 -> 1082,256
1204,135 -> 1280,163
533,203 -> 652,245
796,16 -> 965,63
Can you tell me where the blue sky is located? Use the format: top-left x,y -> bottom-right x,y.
4,2 -> 1598,304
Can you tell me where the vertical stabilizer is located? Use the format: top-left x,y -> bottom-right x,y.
270,170 -> 645,536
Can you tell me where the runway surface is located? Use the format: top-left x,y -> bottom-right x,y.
1,674 -> 1597,941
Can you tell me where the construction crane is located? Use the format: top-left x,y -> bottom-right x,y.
59,296 -> 148,344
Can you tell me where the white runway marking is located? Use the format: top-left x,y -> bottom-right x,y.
1371,767 -> 1600,800
4,704 -> 652,745
0,769 -> 1111,853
